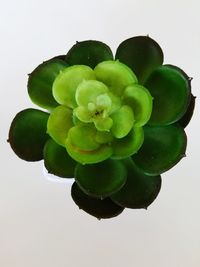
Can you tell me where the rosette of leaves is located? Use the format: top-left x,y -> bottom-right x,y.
8,36 -> 195,220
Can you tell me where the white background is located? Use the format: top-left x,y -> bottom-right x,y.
0,1 -> 200,266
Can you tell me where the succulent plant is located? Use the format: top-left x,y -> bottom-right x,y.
8,36 -> 195,219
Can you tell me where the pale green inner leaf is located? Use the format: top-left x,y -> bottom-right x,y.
94,60 -> 138,96
47,105 -> 73,146
111,105 -> 134,138
95,131 -> 113,144
123,84 -> 153,127
74,106 -> 92,123
53,65 -> 95,108
67,124 -> 100,151
94,117 -> 113,131
75,80 -> 109,106
66,139 -> 112,165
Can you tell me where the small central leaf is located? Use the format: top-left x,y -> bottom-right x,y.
75,80 -> 109,106
96,94 -> 112,110
94,117 -> 113,132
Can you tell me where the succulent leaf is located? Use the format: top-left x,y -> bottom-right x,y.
178,94 -> 196,128
94,60 -> 138,96
71,182 -> 124,219
65,40 -> 113,68
123,84 -> 153,126
66,125 -> 100,151
47,105 -> 73,146
116,36 -> 164,84
75,159 -> 127,198
28,58 -> 68,110
111,105 -> 134,138
66,139 -> 112,165
8,109 -> 49,161
145,65 -> 191,126
132,124 -> 187,175
44,138 -> 77,178
111,158 -> 161,209
111,127 -> 144,159
53,65 -> 95,108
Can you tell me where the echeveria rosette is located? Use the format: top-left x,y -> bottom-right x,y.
47,60 -> 151,164
8,36 -> 195,219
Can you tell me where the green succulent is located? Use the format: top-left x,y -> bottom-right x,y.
8,36 -> 195,219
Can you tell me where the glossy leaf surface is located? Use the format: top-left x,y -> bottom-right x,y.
47,105 -> 73,147
65,40 -> 113,68
111,158 -> 161,209
75,159 -> 127,198
179,94 -> 195,128
71,182 -> 124,219
53,65 -> 95,108
8,109 -> 49,161
44,138 -> 76,178
116,36 -> 163,84
145,65 -> 191,125
94,60 -> 137,96
132,124 -> 187,175
122,84 -> 153,126
111,127 -> 144,159
28,58 -> 68,109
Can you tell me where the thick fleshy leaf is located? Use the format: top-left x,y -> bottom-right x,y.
75,159 -> 127,198
66,139 -> 112,164
67,125 -> 100,151
47,105 -> 73,146
111,158 -> 161,209
28,58 -> 68,109
115,36 -> 164,84
111,105 -> 134,138
179,94 -> 196,128
53,65 -> 95,108
73,106 -> 92,123
94,60 -> 138,96
71,182 -> 124,219
108,93 -> 121,113
95,131 -> 113,144
43,138 -> 76,178
94,117 -> 113,131
65,40 -> 113,68
145,65 -> 191,126
132,124 -> 187,175
75,80 -> 109,107
123,84 -> 153,126
8,109 -> 49,161
111,127 -> 144,159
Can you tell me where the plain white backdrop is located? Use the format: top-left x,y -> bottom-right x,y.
0,1 -> 200,266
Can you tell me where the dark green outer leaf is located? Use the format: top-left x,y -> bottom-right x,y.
8,109 -> 49,161
28,58 -> 68,109
43,138 -> 77,178
178,94 -> 196,128
115,36 -> 164,84
111,158 -> 161,209
65,40 -> 113,68
132,124 -> 187,175
75,159 -> 127,199
145,64 -> 191,126
71,182 -> 124,219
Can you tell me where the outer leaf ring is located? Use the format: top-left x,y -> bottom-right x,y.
132,124 -> 187,175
